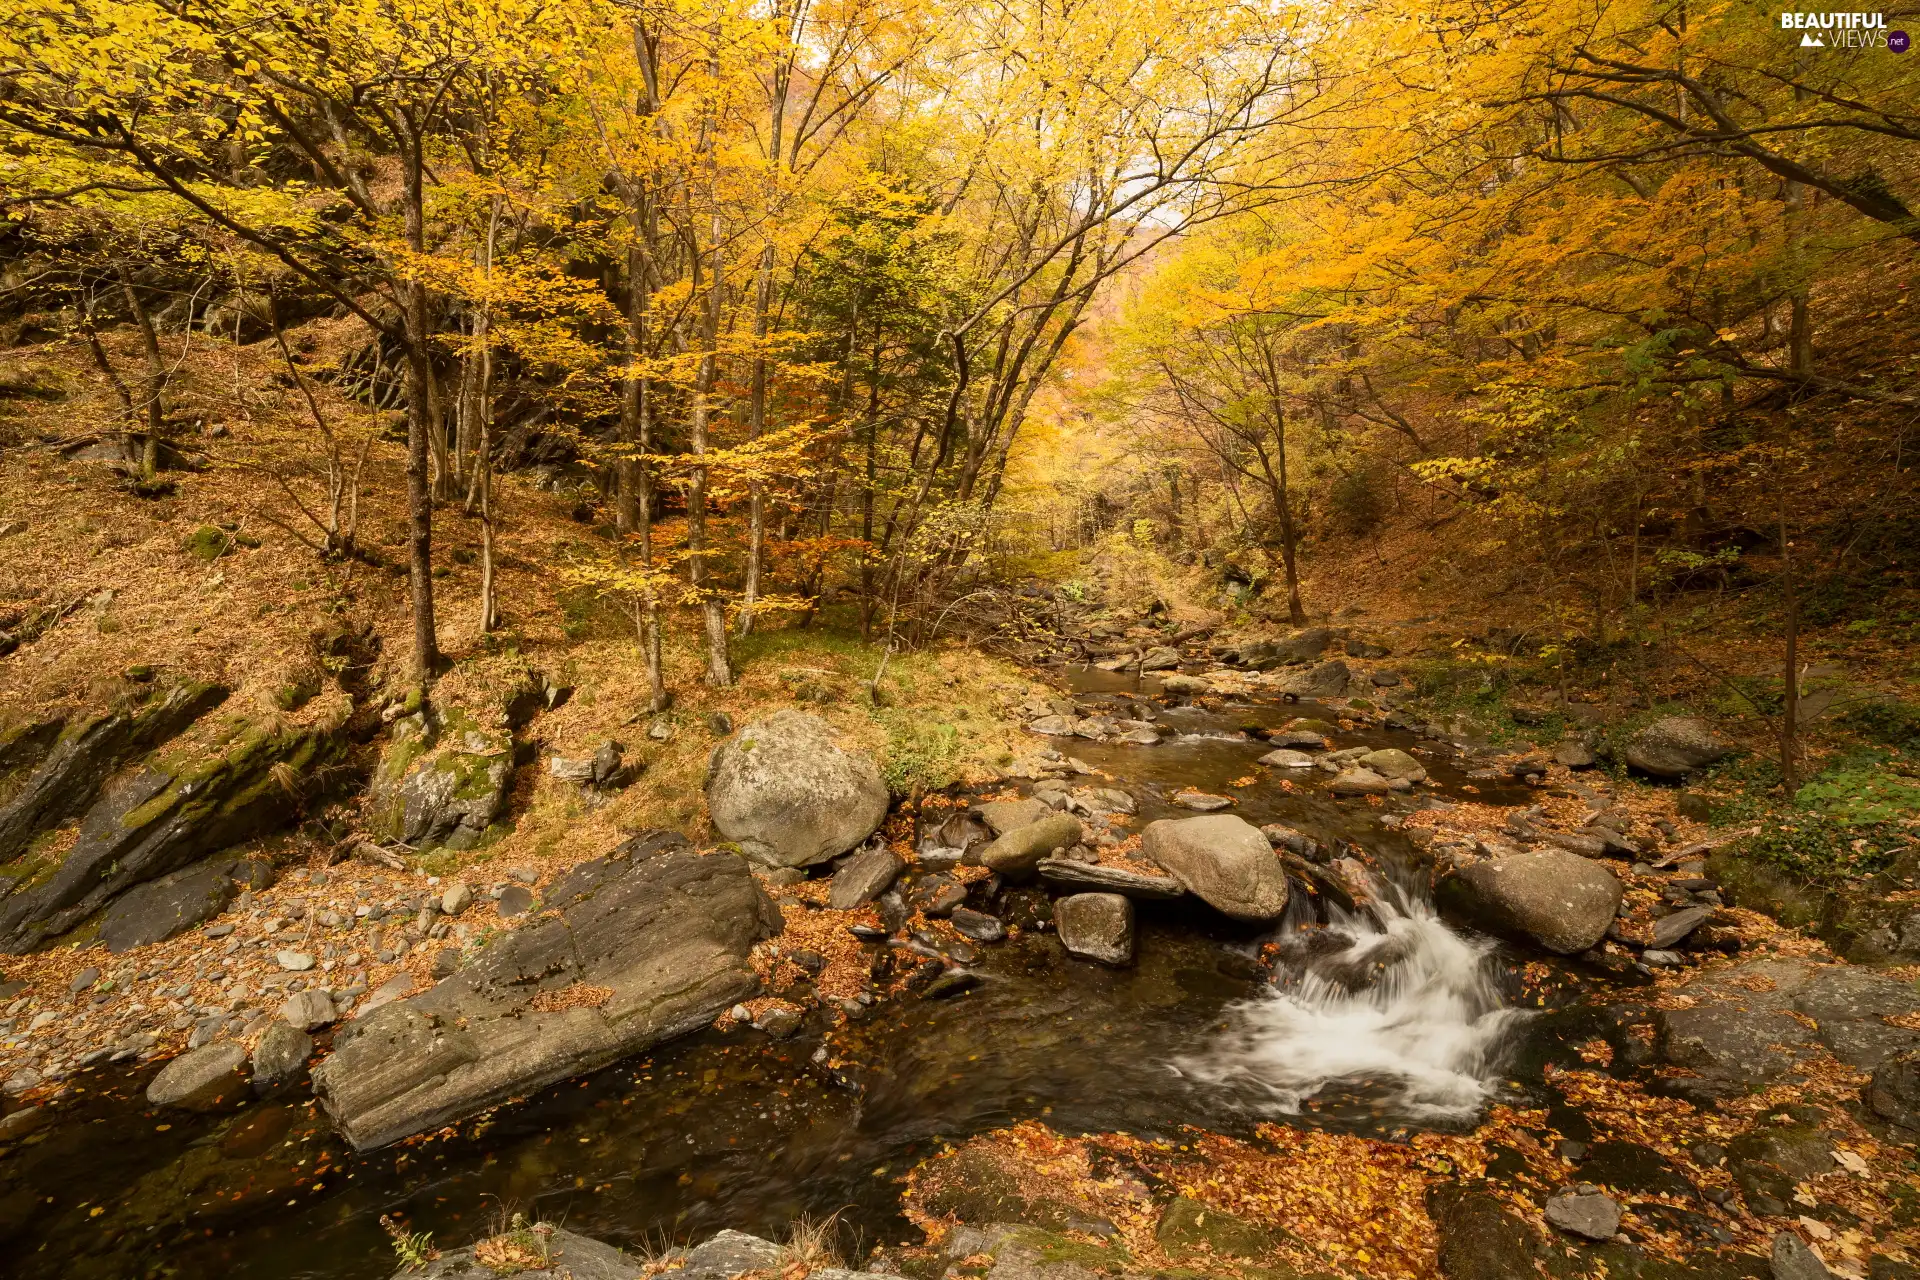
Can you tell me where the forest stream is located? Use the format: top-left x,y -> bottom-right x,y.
0,662 -> 1599,1280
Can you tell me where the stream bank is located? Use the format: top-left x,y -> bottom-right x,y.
2,625 -> 1918,1280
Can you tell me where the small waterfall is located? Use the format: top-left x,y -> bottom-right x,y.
1178,877 -> 1523,1123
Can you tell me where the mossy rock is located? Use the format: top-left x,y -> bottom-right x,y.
182,525 -> 229,561
1706,851 -> 1833,932
1156,1195 -> 1282,1261
918,1147 -> 1113,1235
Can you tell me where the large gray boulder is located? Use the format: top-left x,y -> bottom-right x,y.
1441,850 -> 1621,954
705,711 -> 889,868
251,1021 -> 313,1092
396,1227 -> 643,1280
146,1042 -> 249,1111
1623,716 -> 1729,778
1280,660 -> 1351,699
979,814 -> 1083,876
1139,815 -> 1288,921
313,846 -> 781,1149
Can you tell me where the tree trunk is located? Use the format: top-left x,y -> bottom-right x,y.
114,263 -> 167,478
1779,499 -> 1800,794
400,118 -> 440,683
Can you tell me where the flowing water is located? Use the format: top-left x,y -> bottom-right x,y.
0,665 -> 1587,1279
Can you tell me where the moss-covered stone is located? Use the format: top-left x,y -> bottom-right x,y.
918,1147 -> 1113,1235
1156,1195 -> 1282,1261
368,703 -> 514,850
182,525 -> 229,561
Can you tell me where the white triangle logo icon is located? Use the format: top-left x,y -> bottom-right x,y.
1800,31 -> 1825,45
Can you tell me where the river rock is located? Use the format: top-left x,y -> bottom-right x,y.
1260,824 -> 1320,859
979,814 -> 1082,876
679,1231 -> 793,1280
1139,646 -> 1181,671
704,711 -> 890,868
1328,767 -> 1395,796
251,1021 -> 313,1091
1117,727 -> 1161,745
313,846 -> 782,1149
1055,893 -> 1134,965
1650,906 -> 1713,950
1157,1194 -> 1281,1259
949,907 -> 1007,942
1869,1050 -> 1920,1130
1026,715 -> 1075,736
1555,737 -> 1599,769
400,1226 -> 645,1280
1160,673 -> 1210,695
1267,726 -> 1329,749
921,808 -> 994,859
278,988 -> 337,1031
1771,1232 -> 1833,1280
1280,660 -> 1351,698
1544,1186 -> 1620,1240
1258,748 -> 1316,769
1172,790 -> 1233,811
1624,716 -> 1729,778
441,883 -> 473,916
146,1042 -> 249,1111
1655,958 -> 1920,1100
1140,815 -> 1289,921
1357,748 -> 1427,782
1427,1183 -> 1542,1280
1443,850 -> 1621,954
975,798 -> 1052,836
828,844 -> 904,909
1272,627 -> 1333,665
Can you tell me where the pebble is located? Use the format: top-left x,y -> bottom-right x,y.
1641,949 -> 1685,967
441,883 -> 473,916
68,968 -> 100,994
276,951 -> 315,972
205,923 -> 235,938
28,1012 -> 56,1032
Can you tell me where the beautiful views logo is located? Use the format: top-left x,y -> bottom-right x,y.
1777,11 -> 1907,49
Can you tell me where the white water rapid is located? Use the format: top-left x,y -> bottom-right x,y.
1178,878 -> 1524,1123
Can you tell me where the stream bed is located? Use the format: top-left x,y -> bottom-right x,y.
0,666 -> 1603,1279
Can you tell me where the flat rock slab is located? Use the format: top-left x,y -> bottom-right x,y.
314,847 -> 781,1149
99,857 -> 242,953
828,845 -> 904,909
1657,958 -> 1920,1099
1036,859 -> 1184,900
400,1227 -> 643,1280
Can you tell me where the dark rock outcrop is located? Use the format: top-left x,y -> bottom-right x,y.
0,682 -> 226,865
97,856 -> 261,952
0,697 -> 349,953
313,846 -> 781,1149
